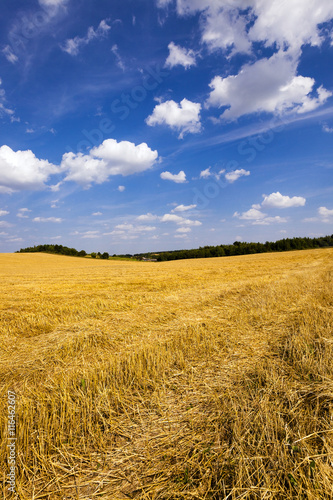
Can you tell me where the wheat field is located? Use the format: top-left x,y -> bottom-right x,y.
0,249 -> 333,499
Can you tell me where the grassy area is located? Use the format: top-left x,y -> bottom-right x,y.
0,249 -> 332,499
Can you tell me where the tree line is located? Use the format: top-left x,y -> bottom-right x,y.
17,234 -> 333,262
17,244 -> 110,259
151,235 -> 333,262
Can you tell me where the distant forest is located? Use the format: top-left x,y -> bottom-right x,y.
150,235 -> 333,261
16,245 -> 110,259
17,235 -> 333,262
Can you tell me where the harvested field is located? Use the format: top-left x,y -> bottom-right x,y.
0,249 -> 333,499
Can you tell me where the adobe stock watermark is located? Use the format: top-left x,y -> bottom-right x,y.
5,5 -> 54,62
7,390 -> 16,495
192,113 -> 289,209
66,65 -> 170,154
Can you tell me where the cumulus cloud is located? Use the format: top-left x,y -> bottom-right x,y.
61,20 -> 111,56
165,42 -> 197,69
233,208 -> 287,225
200,167 -> 212,179
160,1 -> 333,55
158,2 -> 333,120
137,213 -> 159,221
234,208 -> 266,221
225,169 -> 250,183
33,217 -> 63,222
206,51 -> 332,120
234,191 -> 306,224
0,210 -> 9,216
261,192 -> 306,208
248,0 -> 333,53
62,139 -> 158,186
318,206 -> 333,222
160,214 -> 184,223
160,171 -> 187,183
171,204 -> 196,212
200,6 -> 252,55
0,145 -> 59,193
176,227 -> 191,233
161,213 -> 201,226
146,99 -> 201,138
117,185 -> 126,192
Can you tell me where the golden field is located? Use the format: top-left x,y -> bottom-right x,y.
0,249 -> 333,499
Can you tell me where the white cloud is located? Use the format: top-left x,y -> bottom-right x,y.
103,230 -> 125,236
248,0 -> 333,53
81,231 -> 100,239
206,51 -> 332,120
160,2 -> 333,121
39,0 -> 68,7
179,219 -> 201,226
225,169 -> 250,183
161,1 -> 333,56
165,42 -> 197,69
114,223 -> 156,233
252,216 -> 287,225
234,208 -> 266,221
261,192 -> 306,208
200,6 -> 252,55
111,44 -> 125,70
161,213 -> 201,226
61,20 -> 111,56
318,207 -> 333,217
0,79 -> 16,121
92,212 -> 102,216
0,221 -> 12,228
137,213 -> 159,221
0,210 -> 9,216
161,214 -> 184,223
7,237 -> 23,242
33,217 -> 63,223
135,225 -> 157,232
176,227 -> 191,233
17,213 -> 29,219
118,185 -> 126,192
115,224 -> 134,231
233,208 -> 287,225
62,139 -> 158,187
146,99 -> 201,138
175,234 -> 188,239
318,206 -> 333,222
157,0 -> 173,7
0,145 -> 59,193
160,171 -> 187,183
2,46 -> 18,64
172,204 -> 196,212
323,124 -> 333,133
200,167 -> 212,179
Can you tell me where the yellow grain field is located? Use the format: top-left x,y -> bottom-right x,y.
0,249 -> 333,499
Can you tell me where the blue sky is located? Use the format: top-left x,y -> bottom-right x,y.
0,0 -> 333,254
